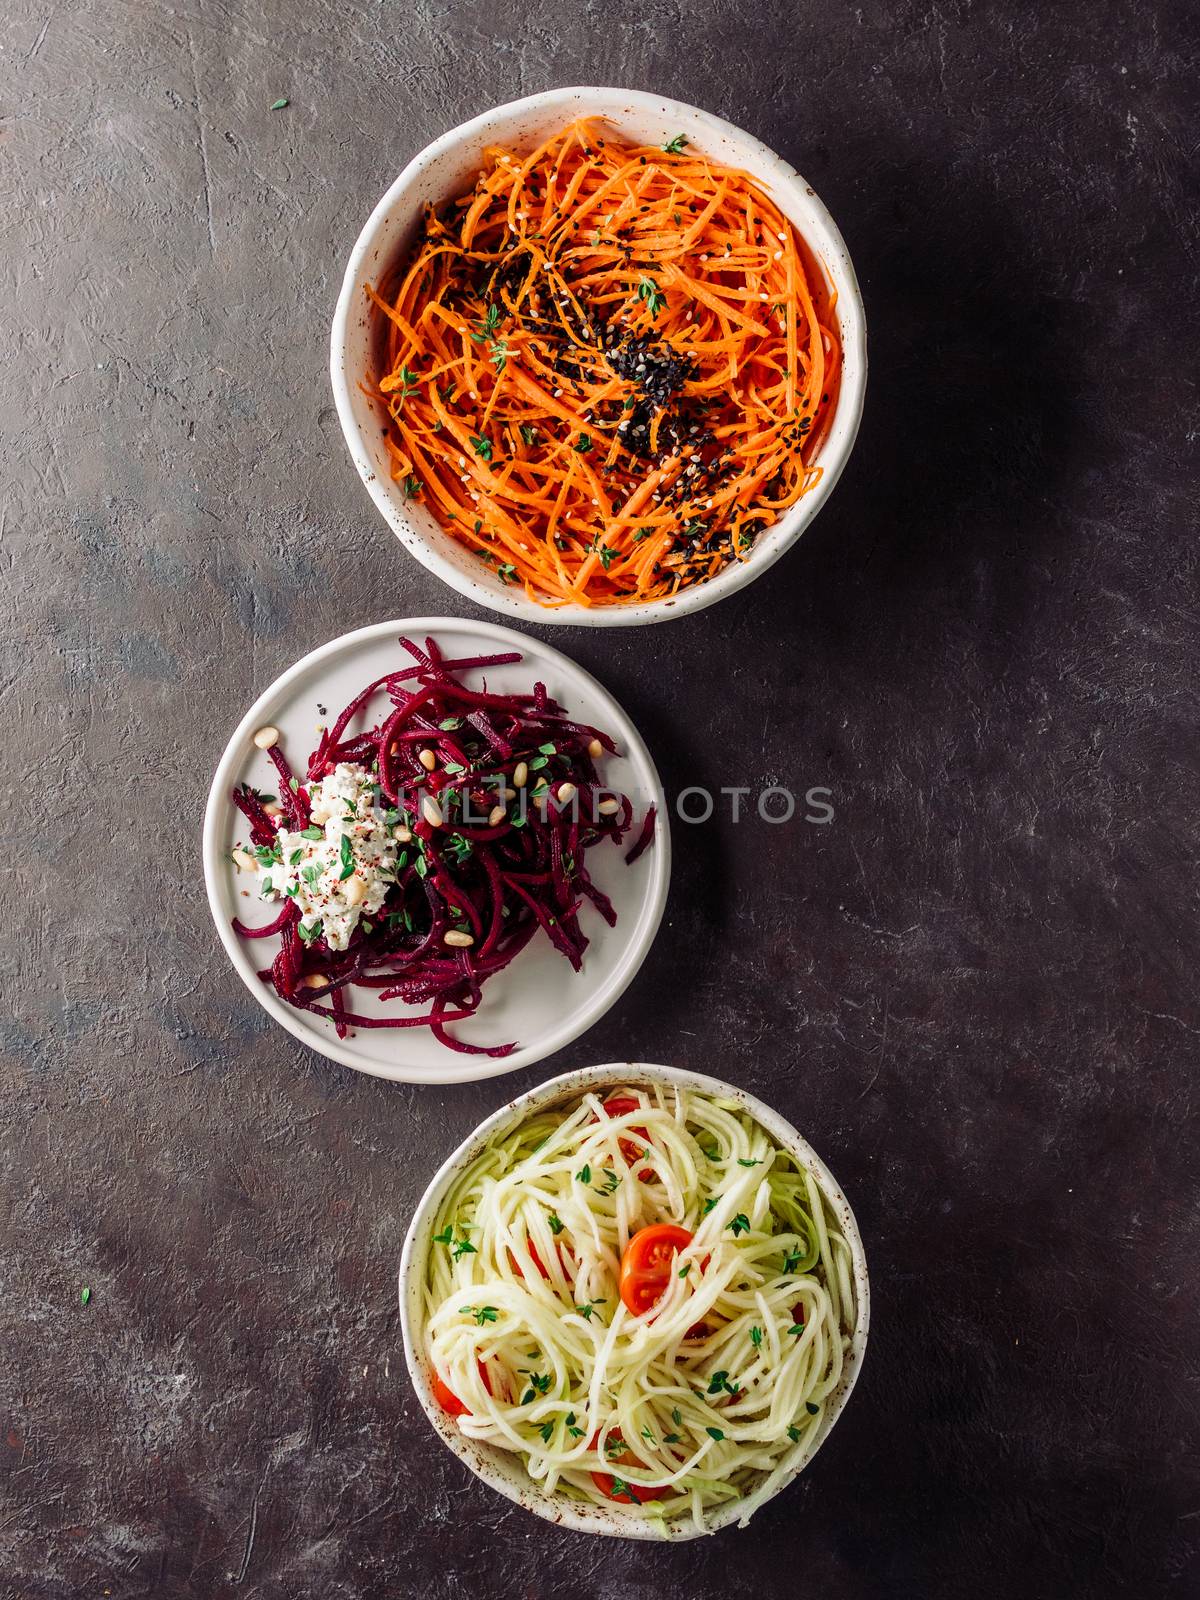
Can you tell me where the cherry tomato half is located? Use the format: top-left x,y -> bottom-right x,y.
589,1431 -> 674,1505
430,1359 -> 493,1418
507,1239 -> 550,1280
600,1095 -> 656,1182
618,1223 -> 694,1316
431,1372 -> 469,1417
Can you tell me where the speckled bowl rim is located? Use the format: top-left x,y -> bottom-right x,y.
398,1062 -> 870,1539
331,85 -> 867,628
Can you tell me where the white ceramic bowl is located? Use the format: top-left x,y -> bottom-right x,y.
399,1062 -> 870,1539
331,86 -> 867,628
202,620 -> 670,1085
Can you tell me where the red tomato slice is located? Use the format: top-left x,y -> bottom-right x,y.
618,1223 -> 693,1316
507,1239 -> 550,1280
431,1372 -> 468,1417
589,1431 -> 674,1504
430,1359 -> 493,1418
600,1095 -> 656,1182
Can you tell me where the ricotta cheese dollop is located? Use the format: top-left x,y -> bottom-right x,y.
253,763 -> 398,952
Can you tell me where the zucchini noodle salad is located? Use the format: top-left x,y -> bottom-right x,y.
421,1082 -> 858,1532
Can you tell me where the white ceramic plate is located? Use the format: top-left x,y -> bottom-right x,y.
399,1062 -> 870,1539
330,86 -> 867,628
202,620 -> 670,1084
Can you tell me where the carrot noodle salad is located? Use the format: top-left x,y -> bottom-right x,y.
422,1084 -> 856,1532
368,119 -> 841,609
229,637 -> 655,1056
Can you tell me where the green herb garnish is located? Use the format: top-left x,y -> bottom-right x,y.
637,277 -> 666,317
460,1305 -> 498,1325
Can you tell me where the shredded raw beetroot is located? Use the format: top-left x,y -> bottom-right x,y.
230,636 -> 656,1054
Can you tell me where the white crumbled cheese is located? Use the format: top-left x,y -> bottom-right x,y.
253,763 -> 398,951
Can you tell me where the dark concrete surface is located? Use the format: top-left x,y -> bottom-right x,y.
2,1 -> 1197,1596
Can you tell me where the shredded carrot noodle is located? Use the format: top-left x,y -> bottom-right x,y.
368,119 -> 842,608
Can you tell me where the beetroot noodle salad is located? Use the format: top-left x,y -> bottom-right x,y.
228,636 -> 657,1056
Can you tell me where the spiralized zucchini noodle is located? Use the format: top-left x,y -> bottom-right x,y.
422,1083 -> 857,1533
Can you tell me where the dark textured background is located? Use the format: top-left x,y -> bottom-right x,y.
2,1 -> 1197,1596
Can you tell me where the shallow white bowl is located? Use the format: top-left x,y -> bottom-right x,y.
331,86 -> 867,628
399,1062 -> 870,1538
202,620 -> 670,1084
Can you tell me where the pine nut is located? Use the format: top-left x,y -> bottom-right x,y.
588,738 -> 604,759
556,782 -> 577,804
513,761 -> 529,788
422,795 -> 443,828
344,875 -> 367,906
598,798 -> 620,815
300,973 -> 326,990
443,929 -> 475,948
309,802 -> 330,825
232,847 -> 256,872
418,748 -> 437,772
253,726 -> 279,749
487,805 -> 505,827
393,824 -> 412,843
263,801 -> 282,818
